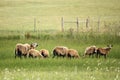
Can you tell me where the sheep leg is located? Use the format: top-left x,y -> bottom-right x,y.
15,49 -> 22,59
52,50 -> 57,58
97,53 -> 100,58
67,53 -> 71,59
24,54 -> 27,58
98,54 -> 100,58
72,56 -> 75,59
104,54 -> 107,59
96,52 -> 100,58
95,53 -> 98,58
92,53 -> 96,58
62,55 -> 66,58
68,56 -> 72,59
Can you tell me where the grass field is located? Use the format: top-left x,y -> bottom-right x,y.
0,37 -> 120,80
0,0 -> 120,32
0,0 -> 120,80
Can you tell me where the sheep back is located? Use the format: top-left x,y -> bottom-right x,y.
40,49 -> 49,58
28,49 -> 43,58
53,46 -> 68,58
67,49 -> 80,58
84,46 -> 97,57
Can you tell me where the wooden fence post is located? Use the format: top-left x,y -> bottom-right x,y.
98,17 -> 100,31
86,18 -> 89,28
34,18 -> 36,32
61,17 -> 64,32
76,17 -> 79,32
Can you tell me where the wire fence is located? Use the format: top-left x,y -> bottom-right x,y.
0,16 -> 120,33
61,16 -> 120,33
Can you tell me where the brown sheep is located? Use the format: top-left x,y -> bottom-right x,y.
97,45 -> 113,59
67,49 -> 80,58
27,49 -> 43,58
15,43 -> 38,58
83,46 -> 97,58
52,46 -> 68,58
39,49 -> 49,58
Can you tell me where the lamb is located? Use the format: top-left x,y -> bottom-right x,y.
52,46 -> 68,58
67,49 -> 80,58
96,45 -> 113,59
39,49 -> 49,58
15,43 -> 38,58
27,49 -> 43,58
83,45 -> 97,58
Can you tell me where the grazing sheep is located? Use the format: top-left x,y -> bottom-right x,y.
27,49 -> 43,58
40,49 -> 49,58
83,45 -> 97,58
15,43 -> 38,58
52,46 -> 68,58
97,45 -> 113,59
67,49 -> 80,58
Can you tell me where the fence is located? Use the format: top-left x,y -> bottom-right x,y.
61,17 -> 101,32
14,17 -> 120,32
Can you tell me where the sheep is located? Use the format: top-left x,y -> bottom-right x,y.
27,49 -> 43,58
15,43 -> 29,58
39,49 -> 49,58
67,49 -> 80,58
96,45 -> 113,59
52,46 -> 68,58
83,45 -> 97,58
15,43 -> 38,58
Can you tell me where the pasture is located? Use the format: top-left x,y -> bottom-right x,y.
0,35 -> 120,80
0,0 -> 120,80
0,0 -> 120,32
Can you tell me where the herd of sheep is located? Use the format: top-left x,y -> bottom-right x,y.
15,43 -> 113,59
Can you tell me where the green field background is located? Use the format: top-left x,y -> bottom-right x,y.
0,0 -> 120,32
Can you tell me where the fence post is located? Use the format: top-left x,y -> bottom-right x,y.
86,18 -> 89,28
61,17 -> 64,32
34,18 -> 36,32
98,17 -> 100,31
76,17 -> 79,32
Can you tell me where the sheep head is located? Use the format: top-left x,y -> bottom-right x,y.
30,43 -> 38,49
107,44 -> 113,49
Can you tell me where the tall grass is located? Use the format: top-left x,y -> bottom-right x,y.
0,30 -> 119,44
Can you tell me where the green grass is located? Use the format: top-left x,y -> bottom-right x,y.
0,37 -> 120,80
0,36 -> 119,80
0,58 -> 120,80
0,68 -> 119,80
